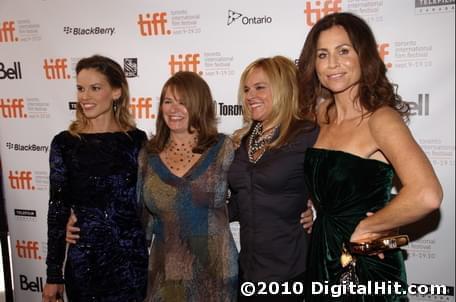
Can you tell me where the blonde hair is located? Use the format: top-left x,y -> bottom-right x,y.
69,55 -> 135,135
232,55 -> 304,148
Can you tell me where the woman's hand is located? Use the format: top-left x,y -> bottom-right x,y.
66,211 -> 80,244
42,283 -> 64,302
350,212 -> 399,259
300,200 -> 315,234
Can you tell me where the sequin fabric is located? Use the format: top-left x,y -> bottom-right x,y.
139,134 -> 239,302
46,129 -> 148,302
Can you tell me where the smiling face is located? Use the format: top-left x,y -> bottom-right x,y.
315,25 -> 362,98
161,87 -> 190,134
76,68 -> 120,124
243,67 -> 273,123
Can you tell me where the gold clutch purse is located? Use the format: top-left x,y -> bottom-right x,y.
347,235 -> 410,255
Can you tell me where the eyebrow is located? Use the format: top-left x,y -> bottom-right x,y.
317,43 -> 352,51
244,81 -> 268,87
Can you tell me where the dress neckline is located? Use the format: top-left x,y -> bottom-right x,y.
153,134 -> 225,181
308,147 -> 392,168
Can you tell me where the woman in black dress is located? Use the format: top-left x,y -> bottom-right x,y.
43,55 -> 148,302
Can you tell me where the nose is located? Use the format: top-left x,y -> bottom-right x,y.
79,89 -> 90,101
245,88 -> 256,100
328,53 -> 340,68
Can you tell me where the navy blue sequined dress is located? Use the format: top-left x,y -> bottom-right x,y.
46,129 -> 148,302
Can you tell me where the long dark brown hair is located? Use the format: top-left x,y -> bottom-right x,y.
69,55 -> 135,135
146,71 -> 218,154
297,12 -> 409,123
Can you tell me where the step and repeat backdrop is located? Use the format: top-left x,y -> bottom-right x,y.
1,0 -> 454,301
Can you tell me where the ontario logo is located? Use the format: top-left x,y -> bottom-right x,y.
227,10 -> 272,26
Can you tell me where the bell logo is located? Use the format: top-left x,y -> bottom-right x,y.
19,275 -> 43,292
304,0 -> 342,26
0,21 -> 18,43
169,54 -> 202,75
16,240 -> 41,259
138,12 -> 171,36
8,170 -> 35,190
0,62 -> 22,79
377,43 -> 392,69
409,93 -> 430,116
43,58 -> 71,80
130,97 -> 155,119
0,98 -> 27,118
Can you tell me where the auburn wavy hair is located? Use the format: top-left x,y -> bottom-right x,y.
146,71 -> 218,154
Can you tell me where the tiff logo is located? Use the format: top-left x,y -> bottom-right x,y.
304,0 -> 342,26
8,170 -> 35,190
130,97 -> 154,119
169,53 -> 201,75
0,21 -> 18,42
0,98 -> 27,118
43,58 -> 71,80
19,275 -> 43,292
138,12 -> 171,36
124,58 -> 138,77
0,62 -> 22,79
377,43 -> 392,69
16,240 -> 41,259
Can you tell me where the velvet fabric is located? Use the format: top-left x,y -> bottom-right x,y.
304,148 -> 407,302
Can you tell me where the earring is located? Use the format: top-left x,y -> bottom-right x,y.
113,100 -> 118,112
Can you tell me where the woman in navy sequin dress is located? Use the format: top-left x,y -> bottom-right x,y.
43,55 -> 148,302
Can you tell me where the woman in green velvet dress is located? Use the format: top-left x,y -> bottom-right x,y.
297,12 -> 443,301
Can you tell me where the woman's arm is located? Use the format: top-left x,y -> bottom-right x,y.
137,147 -> 154,246
351,107 -> 443,242
44,134 -> 71,300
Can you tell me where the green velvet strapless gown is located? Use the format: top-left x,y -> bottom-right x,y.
304,148 -> 408,301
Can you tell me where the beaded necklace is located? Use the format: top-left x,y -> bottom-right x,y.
162,136 -> 198,173
247,122 -> 277,163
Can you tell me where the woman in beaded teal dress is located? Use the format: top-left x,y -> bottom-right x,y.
138,71 -> 238,302
297,13 -> 443,301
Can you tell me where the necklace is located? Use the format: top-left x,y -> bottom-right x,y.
248,122 -> 276,163
162,136 -> 198,173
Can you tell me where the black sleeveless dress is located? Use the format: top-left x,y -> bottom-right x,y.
304,148 -> 408,301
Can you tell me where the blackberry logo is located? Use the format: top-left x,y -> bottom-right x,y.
62,26 -> 115,36
5,142 -> 49,153
227,10 -> 243,25
124,58 -> 138,78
